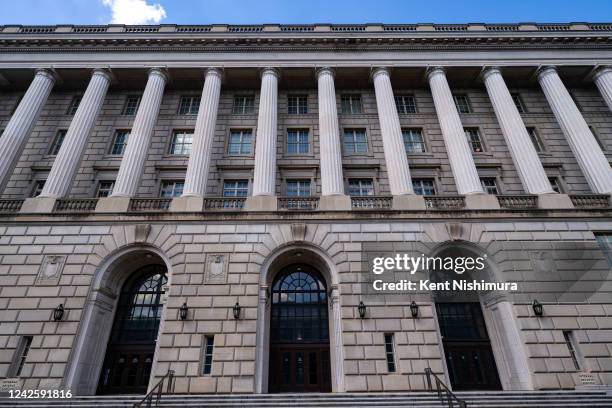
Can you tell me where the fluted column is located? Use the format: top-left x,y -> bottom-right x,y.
111,68 -> 168,197
371,67 -> 414,196
538,66 -> 612,194
40,69 -> 111,198
483,67 -> 553,194
245,68 -> 279,211
427,67 -> 484,195
0,69 -> 56,193
594,66 -> 612,114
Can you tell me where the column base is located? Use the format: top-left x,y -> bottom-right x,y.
464,193 -> 500,210
244,195 -> 277,212
318,195 -> 352,211
95,196 -> 130,213
19,197 -> 56,214
170,196 -> 203,212
392,195 -> 427,210
537,193 -> 574,209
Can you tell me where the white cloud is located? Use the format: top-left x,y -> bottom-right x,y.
102,0 -> 167,25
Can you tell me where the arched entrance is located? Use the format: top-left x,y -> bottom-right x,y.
269,264 -> 332,392
97,265 -> 167,394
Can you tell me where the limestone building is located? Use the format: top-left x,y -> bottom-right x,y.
0,22 -> 611,396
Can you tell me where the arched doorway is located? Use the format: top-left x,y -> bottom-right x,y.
97,264 -> 167,394
268,264 -> 332,392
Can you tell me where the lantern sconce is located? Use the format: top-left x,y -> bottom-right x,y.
233,302 -> 241,319
532,299 -> 543,317
410,301 -> 419,318
53,304 -> 65,322
358,301 -> 366,319
179,302 -> 189,320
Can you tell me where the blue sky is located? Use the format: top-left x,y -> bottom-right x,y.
1,0 -> 611,25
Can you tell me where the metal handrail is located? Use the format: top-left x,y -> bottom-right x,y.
133,369 -> 174,408
425,367 -> 467,408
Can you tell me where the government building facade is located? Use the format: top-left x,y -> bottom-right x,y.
0,22 -> 611,397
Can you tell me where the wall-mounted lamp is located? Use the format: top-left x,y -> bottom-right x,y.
358,301 -> 366,319
53,304 -> 65,322
410,301 -> 419,318
532,299 -> 543,316
233,302 -> 241,319
179,302 -> 189,320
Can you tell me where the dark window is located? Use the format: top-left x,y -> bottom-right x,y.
588,126 -> 606,151
48,130 -> 67,155
569,92 -> 582,111
178,96 -> 200,115
67,95 -> 82,115
548,177 -> 563,193
343,129 -> 368,154
340,95 -> 362,114
384,334 -> 396,373
228,130 -> 253,155
348,179 -> 374,196
11,95 -> 23,115
96,181 -> 115,198
511,93 -> 527,113
464,128 -> 484,152
412,179 -> 436,196
436,303 -> 490,340
480,178 -> 499,195
402,128 -> 426,153
232,95 -> 255,114
563,331 -> 581,370
286,180 -> 311,197
223,180 -> 249,197
10,336 -> 33,377
288,95 -> 308,114
287,129 -> 310,154
169,130 -> 193,155
453,94 -> 471,114
395,95 -> 417,114
159,181 -> 184,198
526,127 -> 545,153
122,96 -> 141,115
110,130 -> 130,155
202,335 -> 214,375
31,180 -> 45,197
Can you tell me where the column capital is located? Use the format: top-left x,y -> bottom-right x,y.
535,65 -> 558,80
91,68 -> 115,83
370,66 -> 391,81
34,68 -> 60,84
425,65 -> 446,79
204,67 -> 224,80
593,65 -> 612,81
260,67 -> 281,79
480,66 -> 503,81
315,66 -> 335,78
147,67 -> 170,82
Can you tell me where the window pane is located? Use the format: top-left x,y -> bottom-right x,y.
526,127 -> 544,153
232,95 -> 255,114
288,95 -> 308,114
341,95 -> 362,114
395,95 -> 417,114
343,129 -> 368,153
97,181 -> 115,198
287,180 -> 311,197
110,131 -> 130,155
67,95 -> 82,115
287,129 -> 309,154
412,179 -> 435,196
160,181 -> 184,198
178,96 -> 200,115
170,131 -> 194,155
123,96 -> 141,115
348,179 -> 374,196
223,180 -> 249,197
453,94 -> 471,114
402,128 -> 425,153
228,130 -> 253,155
48,130 -> 67,155
464,128 -> 484,152
511,93 -> 526,113
480,178 -> 499,194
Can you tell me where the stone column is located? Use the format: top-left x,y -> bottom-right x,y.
97,68 -> 168,212
245,68 -> 279,211
538,66 -> 612,194
316,67 -> 351,210
482,67 -> 573,209
0,69 -> 56,194
170,68 -> 222,212
594,66 -> 612,114
22,69 -> 111,213
372,67 -> 425,210
427,67 -> 499,209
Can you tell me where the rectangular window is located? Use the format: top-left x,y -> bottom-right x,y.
340,94 -> 363,114
548,177 -> 562,193
343,129 -> 368,154
287,95 -> 308,114
402,128 -> 426,153
178,96 -> 200,115
526,127 -> 545,153
159,181 -> 184,198
384,333 -> 396,373
122,96 -> 141,115
96,181 -> 115,198
287,129 -> 310,154
348,179 -> 374,196
223,180 -> 249,197
228,130 -> 253,155
286,180 -> 311,197
9,336 -> 33,377
511,93 -> 527,113
169,130 -> 193,155
412,179 -> 436,196
480,178 -> 499,194
66,95 -> 82,115
31,180 -> 45,197
202,335 -> 214,375
453,94 -> 471,114
588,126 -> 606,151
395,94 -> 417,114
232,95 -> 255,114
464,128 -> 484,152
110,130 -> 130,155
48,129 -> 67,155
562,331 -> 581,370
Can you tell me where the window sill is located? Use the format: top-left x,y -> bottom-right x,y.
223,154 -> 255,159
162,154 -> 190,159
407,152 -> 434,157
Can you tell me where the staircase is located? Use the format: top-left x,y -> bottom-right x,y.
1,391 -> 612,408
